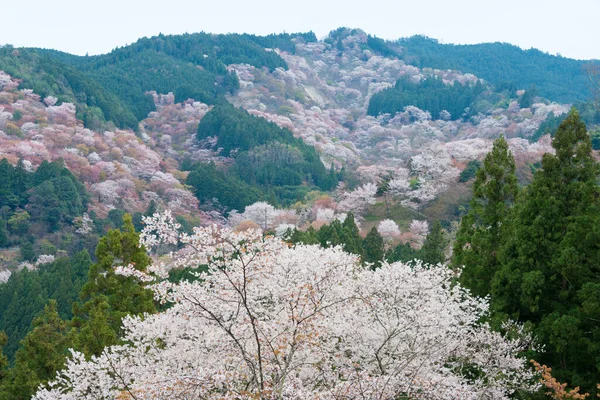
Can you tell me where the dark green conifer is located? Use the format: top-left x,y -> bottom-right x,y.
0,331 -> 7,381
0,301 -> 71,399
452,136 -> 518,297
340,212 -> 363,256
363,226 -> 384,269
492,109 -> 600,392
420,221 -> 446,265
72,214 -> 156,357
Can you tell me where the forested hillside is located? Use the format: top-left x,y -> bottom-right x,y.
0,27 -> 600,399
399,35 -> 597,104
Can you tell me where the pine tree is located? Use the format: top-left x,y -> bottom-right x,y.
420,221 -> 446,265
72,214 -> 156,357
451,136 -> 519,297
492,109 -> 600,392
363,226 -> 384,269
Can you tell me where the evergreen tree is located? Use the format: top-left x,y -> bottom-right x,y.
363,226 -> 384,269
0,331 -> 7,381
288,226 -> 319,245
72,214 -> 156,357
0,301 -> 71,400
386,242 -> 419,263
317,220 -> 342,248
0,219 -> 8,247
420,221 -> 446,265
340,212 -> 363,256
492,109 -> 600,392
452,136 -> 519,297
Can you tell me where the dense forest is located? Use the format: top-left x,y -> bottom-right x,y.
399,35 -> 597,104
0,47 -> 139,130
368,75 -> 486,119
188,102 -> 337,209
0,32 -> 313,130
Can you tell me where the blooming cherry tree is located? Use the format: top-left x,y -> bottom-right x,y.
338,182 -> 377,215
35,211 -> 536,400
410,219 -> 430,248
242,201 -> 277,230
377,218 -> 401,243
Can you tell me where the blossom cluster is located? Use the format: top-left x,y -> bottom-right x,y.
36,211 -> 536,399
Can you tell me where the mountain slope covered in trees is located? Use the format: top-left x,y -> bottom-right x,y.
1,27 -> 600,399
399,35 -> 597,104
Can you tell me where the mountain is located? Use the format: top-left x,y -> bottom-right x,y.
0,27 -> 597,257
398,35 -> 597,104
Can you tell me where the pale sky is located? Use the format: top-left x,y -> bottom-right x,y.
2,0 -> 599,60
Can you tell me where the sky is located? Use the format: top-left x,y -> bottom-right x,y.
2,0 -> 599,60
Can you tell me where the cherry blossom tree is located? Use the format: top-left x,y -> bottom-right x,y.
242,201 -> 277,230
377,219 -> 401,243
410,219 -> 429,248
35,211 -> 536,400
74,213 -> 93,235
35,254 -> 55,266
0,269 -> 10,284
338,182 -> 377,215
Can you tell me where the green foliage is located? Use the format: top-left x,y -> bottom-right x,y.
486,110 -> 600,392
0,48 -> 138,130
591,129 -> 600,150
399,35 -> 593,104
366,35 -> 402,58
0,158 -> 89,239
189,103 -> 336,209
0,331 -> 7,379
518,86 -> 537,108
452,136 -> 519,297
420,221 -> 446,265
289,213 -> 363,258
368,76 -> 485,120
241,32 -> 318,54
186,162 -> 264,211
530,111 -> 567,143
363,227 -> 384,269
288,226 -> 320,246
0,251 -> 91,361
72,215 -> 156,357
0,220 -> 8,248
458,160 -> 481,183
196,103 -> 334,189
386,242 -> 419,263
341,213 -> 363,255
0,301 -> 71,399
35,32 -> 300,122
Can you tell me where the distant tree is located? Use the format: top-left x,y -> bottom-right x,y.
518,86 -> 537,108
242,202 -> 276,231
377,219 -> 401,244
420,221 -> 446,265
386,242 -> 419,263
0,219 -> 8,247
363,226 -> 384,269
0,331 -> 7,380
340,212 -> 363,256
458,160 -> 481,183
